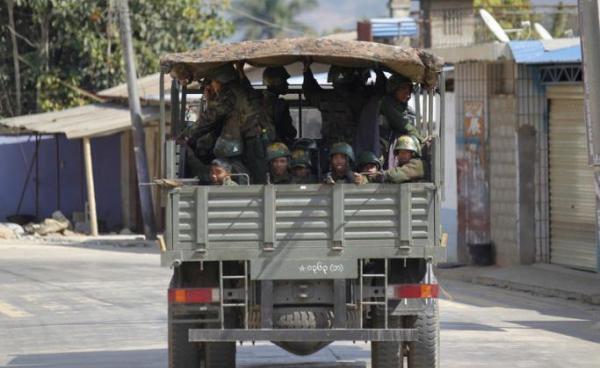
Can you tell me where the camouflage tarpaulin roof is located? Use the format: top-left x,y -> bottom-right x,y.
160,38 -> 444,87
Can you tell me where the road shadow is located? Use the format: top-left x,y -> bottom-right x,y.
439,279 -> 600,344
3,348 -> 167,368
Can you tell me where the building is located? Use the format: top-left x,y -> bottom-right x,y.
432,38 -> 599,272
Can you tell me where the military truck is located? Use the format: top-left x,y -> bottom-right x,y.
158,38 -> 446,368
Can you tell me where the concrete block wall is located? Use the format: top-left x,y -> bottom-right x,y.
489,96 -> 519,265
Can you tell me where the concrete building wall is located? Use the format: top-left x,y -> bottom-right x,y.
489,96 -> 519,265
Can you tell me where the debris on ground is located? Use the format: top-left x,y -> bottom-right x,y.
24,211 -> 72,236
0,223 -> 25,239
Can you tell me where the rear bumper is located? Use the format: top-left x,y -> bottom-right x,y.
188,328 -> 417,342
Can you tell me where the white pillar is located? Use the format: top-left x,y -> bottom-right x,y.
83,137 -> 98,236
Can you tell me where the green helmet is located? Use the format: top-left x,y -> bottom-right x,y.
263,66 -> 290,86
213,136 -> 243,158
393,135 -> 421,157
329,142 -> 355,164
290,148 -> 311,168
210,158 -> 233,173
209,63 -> 237,84
357,151 -> 382,170
386,73 -> 413,94
327,65 -> 357,85
266,142 -> 291,162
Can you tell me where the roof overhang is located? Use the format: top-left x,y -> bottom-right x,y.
0,103 -> 162,139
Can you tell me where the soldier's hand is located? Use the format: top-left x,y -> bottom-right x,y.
353,173 -> 366,185
325,175 -> 335,185
303,58 -> 312,72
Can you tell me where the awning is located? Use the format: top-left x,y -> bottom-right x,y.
0,103 -> 161,139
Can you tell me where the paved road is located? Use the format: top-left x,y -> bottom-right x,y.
1,241 -> 599,367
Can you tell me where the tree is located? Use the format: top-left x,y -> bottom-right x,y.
552,1 -> 568,38
475,0 -> 533,41
0,0 -> 233,117
232,0 -> 318,40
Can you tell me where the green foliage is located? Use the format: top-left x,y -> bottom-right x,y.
232,0 -> 318,40
552,1 -> 568,38
0,0 -> 233,116
475,0 -> 533,41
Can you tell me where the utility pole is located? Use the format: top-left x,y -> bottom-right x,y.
116,0 -> 156,240
578,0 -> 600,271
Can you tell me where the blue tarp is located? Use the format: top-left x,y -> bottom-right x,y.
509,40 -> 581,64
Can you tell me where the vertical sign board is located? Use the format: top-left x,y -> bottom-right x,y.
457,101 -> 490,262
579,0 -> 600,271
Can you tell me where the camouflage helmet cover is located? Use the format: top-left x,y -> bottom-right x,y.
393,135 -> 421,157
329,142 -> 355,163
290,148 -> 311,168
210,158 -> 233,173
357,151 -> 382,169
263,66 -> 291,86
386,73 -> 413,94
213,136 -> 243,158
208,63 -> 237,84
266,142 -> 291,162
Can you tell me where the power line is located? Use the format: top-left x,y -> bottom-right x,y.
228,7 -> 303,35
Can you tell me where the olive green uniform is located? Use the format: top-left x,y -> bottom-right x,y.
303,69 -> 362,146
262,90 -> 297,146
382,158 -> 425,183
270,173 -> 293,184
222,177 -> 239,186
379,96 -> 423,158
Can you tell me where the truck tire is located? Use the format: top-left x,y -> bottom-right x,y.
203,342 -> 236,368
168,273 -> 201,368
272,308 -> 333,356
407,301 -> 440,368
169,321 -> 200,368
371,307 -> 403,368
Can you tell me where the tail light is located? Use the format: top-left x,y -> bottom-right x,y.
168,288 -> 220,304
387,284 -> 439,299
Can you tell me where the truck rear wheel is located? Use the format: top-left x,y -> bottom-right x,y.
203,342 -> 236,368
371,307 -> 403,368
169,321 -> 201,368
407,301 -> 440,368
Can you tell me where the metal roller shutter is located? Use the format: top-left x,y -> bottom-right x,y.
548,85 -> 597,271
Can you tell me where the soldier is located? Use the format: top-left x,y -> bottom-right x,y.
379,73 -> 424,168
192,63 -> 273,184
261,66 -> 298,146
290,148 -> 315,184
303,62 -> 366,148
209,158 -> 238,186
356,151 -> 383,183
370,135 -> 425,184
266,142 -> 293,184
324,142 -> 368,185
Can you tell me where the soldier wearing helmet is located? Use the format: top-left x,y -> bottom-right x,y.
209,158 -> 238,186
379,73 -> 423,168
238,63 -> 298,146
188,63 -> 274,184
373,135 -> 425,184
303,61 -> 369,148
261,67 -> 298,145
266,142 -> 293,184
357,151 -> 383,183
324,142 -> 368,185
290,148 -> 315,184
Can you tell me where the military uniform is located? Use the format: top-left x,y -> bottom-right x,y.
356,151 -> 383,184
222,177 -> 239,186
262,90 -> 297,146
382,135 -> 425,184
193,64 -> 274,184
266,142 -> 293,184
383,158 -> 425,183
303,67 -> 364,147
324,142 -> 368,185
290,147 -> 316,184
379,74 -> 424,169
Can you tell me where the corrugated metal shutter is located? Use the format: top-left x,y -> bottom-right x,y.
548,85 -> 597,271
